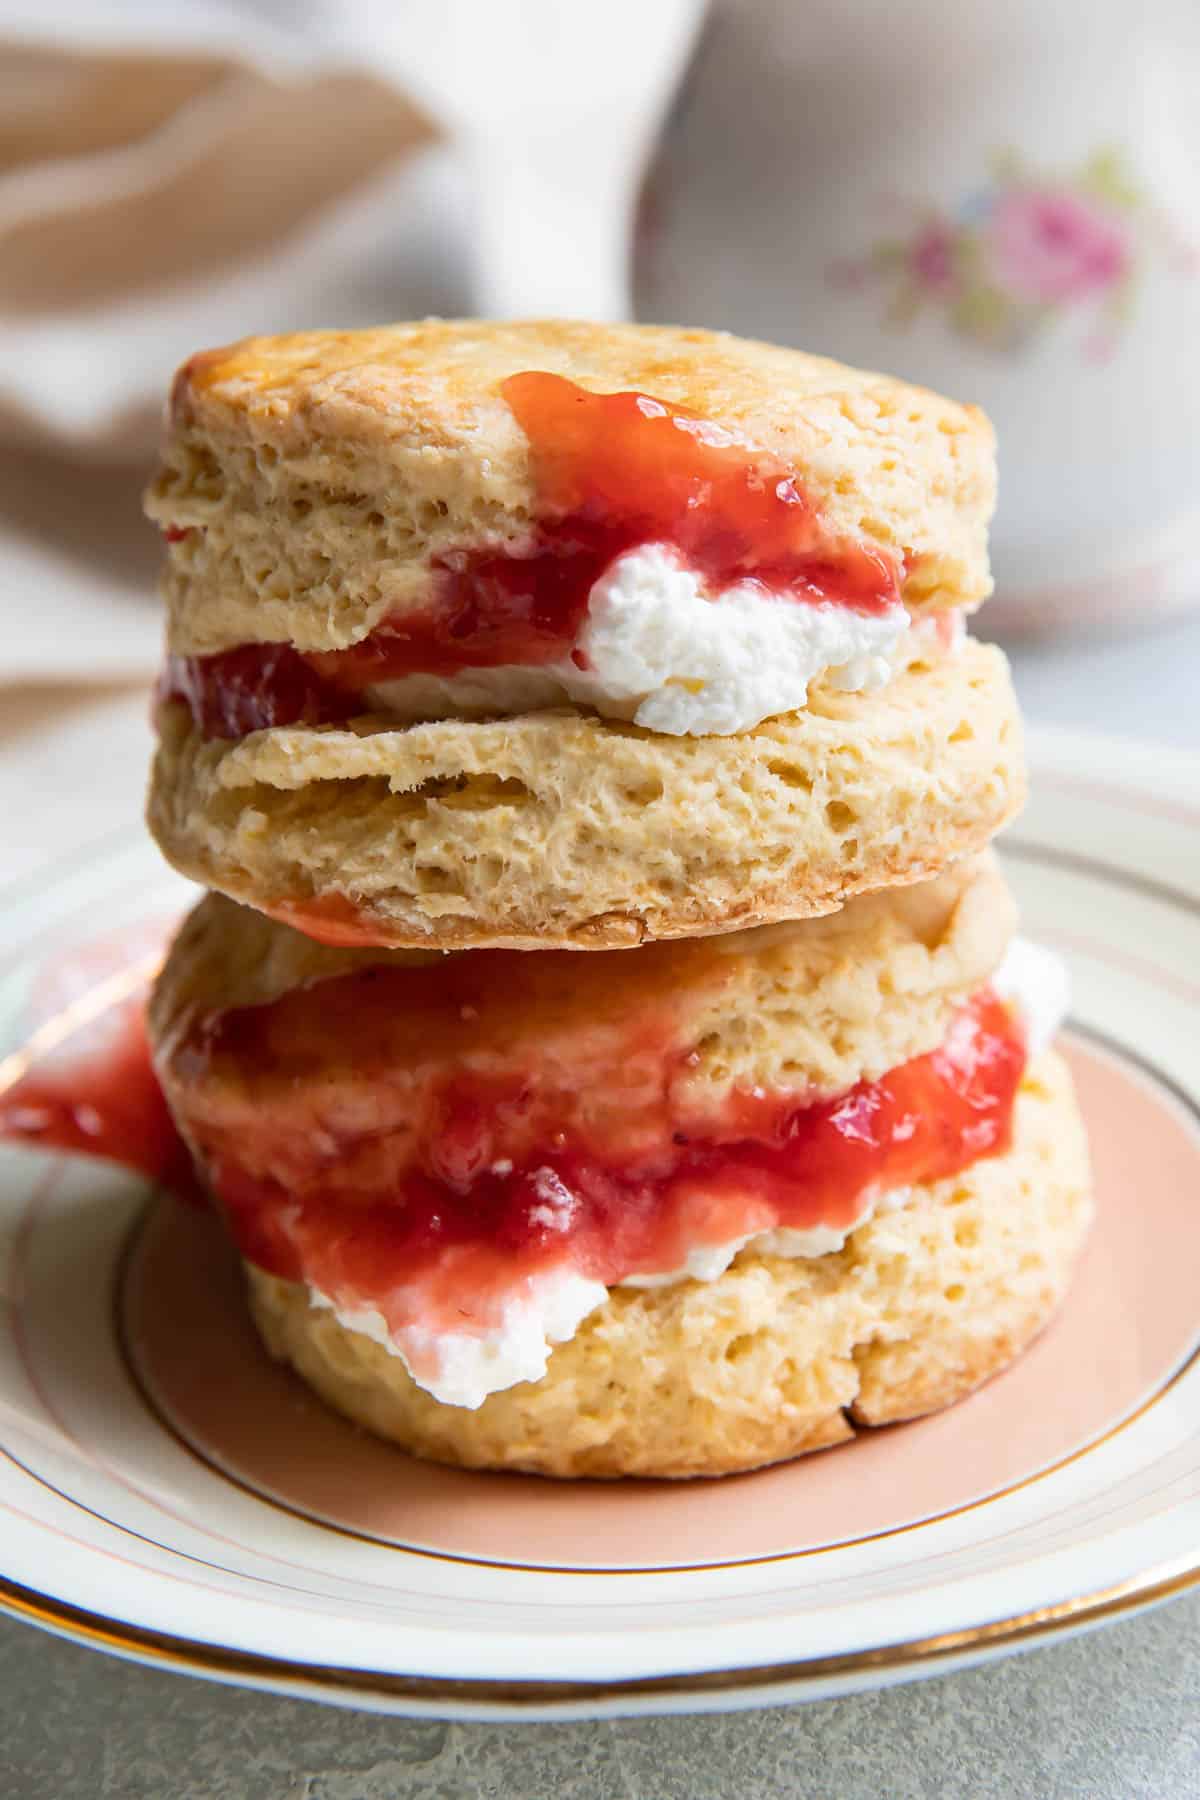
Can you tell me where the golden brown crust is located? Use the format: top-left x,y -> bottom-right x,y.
146,639 -> 1024,951
245,1052 -> 1092,1479
145,319 -> 995,656
148,856 -> 1014,1122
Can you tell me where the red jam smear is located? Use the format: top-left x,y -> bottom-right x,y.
162,371 -> 902,740
157,645 -> 349,738
169,977 -> 1025,1333
260,894 -> 401,948
500,372 -> 898,611
0,1000 -> 197,1198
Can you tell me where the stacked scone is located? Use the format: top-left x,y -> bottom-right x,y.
144,320 -> 1092,1478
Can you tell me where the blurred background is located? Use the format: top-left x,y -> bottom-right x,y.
1,0 -> 1199,883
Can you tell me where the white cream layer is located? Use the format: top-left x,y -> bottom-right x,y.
308,939 -> 1069,1410
308,1266 -> 606,1413
992,935 -> 1070,1057
367,543 -> 918,736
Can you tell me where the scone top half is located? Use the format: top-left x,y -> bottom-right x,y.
147,319 -> 995,741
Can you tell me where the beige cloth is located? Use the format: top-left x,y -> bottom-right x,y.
0,48 -> 444,690
0,17 -> 452,681
0,49 -> 441,458
0,2 -> 701,684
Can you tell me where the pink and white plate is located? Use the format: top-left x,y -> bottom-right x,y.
1,726 -> 1198,1720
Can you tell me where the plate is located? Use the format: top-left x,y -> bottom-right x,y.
1,725 -> 1199,1720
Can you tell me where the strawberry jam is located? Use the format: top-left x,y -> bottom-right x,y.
0,1000 -> 196,1196
2,933 -> 1026,1339
158,645 -> 350,738
161,372 -> 902,740
160,971 -> 1025,1335
261,894 -> 405,948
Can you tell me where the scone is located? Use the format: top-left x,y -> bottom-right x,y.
147,858 -> 1092,1478
144,319 -> 1022,950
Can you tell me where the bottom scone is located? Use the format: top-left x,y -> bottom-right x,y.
148,859 -> 1092,1479
246,1052 -> 1090,1478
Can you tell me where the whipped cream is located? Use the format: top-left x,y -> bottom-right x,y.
308,1199 -> 909,1411
368,543 -> 916,736
310,940 -> 1066,1410
619,1190 -> 915,1292
992,935 -> 1070,1056
310,1264 -> 607,1412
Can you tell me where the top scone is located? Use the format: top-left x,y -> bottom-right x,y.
146,319 -> 1022,950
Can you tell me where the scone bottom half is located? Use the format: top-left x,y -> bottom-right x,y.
141,862 -> 1094,1478
144,318 -> 1013,952
148,637 -> 1025,951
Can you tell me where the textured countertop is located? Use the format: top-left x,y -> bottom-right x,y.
3,610 -> 1200,1796
3,1596 -> 1200,1799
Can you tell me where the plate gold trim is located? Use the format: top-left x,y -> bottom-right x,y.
117,1112 -> 1200,1577
2,1553 -> 1198,1713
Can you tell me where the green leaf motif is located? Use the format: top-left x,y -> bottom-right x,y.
1076,146 -> 1144,211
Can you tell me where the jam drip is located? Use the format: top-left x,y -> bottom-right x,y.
501,372 -> 898,612
158,645 -> 349,739
171,981 -> 1025,1331
162,371 -> 902,740
0,1001 -> 197,1197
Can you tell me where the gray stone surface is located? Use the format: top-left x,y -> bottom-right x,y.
2,1593 -> 1199,1798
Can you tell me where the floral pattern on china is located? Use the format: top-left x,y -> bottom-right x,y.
831,146 -> 1195,358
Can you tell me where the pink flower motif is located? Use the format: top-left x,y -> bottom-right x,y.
987,188 -> 1129,305
910,222 -> 956,292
